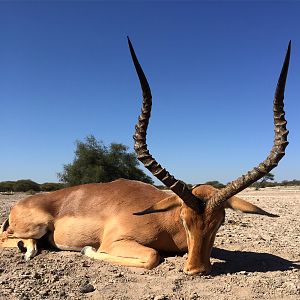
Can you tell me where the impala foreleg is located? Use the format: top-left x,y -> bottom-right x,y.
0,232 -> 38,260
0,221 -> 25,250
1,237 -> 22,249
82,240 -> 160,270
20,239 -> 38,261
0,231 -> 21,248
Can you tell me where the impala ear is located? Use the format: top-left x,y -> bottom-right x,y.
224,196 -> 279,217
133,196 -> 182,215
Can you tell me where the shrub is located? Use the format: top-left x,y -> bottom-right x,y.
40,182 -> 65,191
0,181 -> 15,192
13,180 -> 41,192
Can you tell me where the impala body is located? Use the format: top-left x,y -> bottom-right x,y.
0,38 -> 291,275
1,179 -> 273,274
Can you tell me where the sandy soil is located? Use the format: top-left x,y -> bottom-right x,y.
0,187 -> 299,300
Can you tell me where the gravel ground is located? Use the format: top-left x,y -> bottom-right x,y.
0,187 -> 299,300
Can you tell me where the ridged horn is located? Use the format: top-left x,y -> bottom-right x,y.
128,37 -> 204,213
208,41 -> 291,210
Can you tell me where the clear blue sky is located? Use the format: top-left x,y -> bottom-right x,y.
0,1 -> 299,185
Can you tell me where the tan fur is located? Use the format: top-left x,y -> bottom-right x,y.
225,195 -> 279,217
0,179 -> 277,275
0,231 -> 24,248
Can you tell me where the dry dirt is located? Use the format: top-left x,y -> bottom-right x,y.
0,187 -> 299,300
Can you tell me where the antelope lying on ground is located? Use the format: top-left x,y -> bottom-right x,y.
0,39 -> 290,275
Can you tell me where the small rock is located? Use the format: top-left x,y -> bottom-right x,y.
239,271 -> 247,275
59,291 -> 66,297
79,283 -> 95,294
42,290 -> 50,297
82,261 -> 90,267
115,272 -> 124,277
154,295 -> 169,300
19,292 -> 29,300
34,272 -> 41,279
189,292 -> 199,299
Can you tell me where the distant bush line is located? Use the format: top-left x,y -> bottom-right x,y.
251,179 -> 300,188
0,180 -> 65,193
0,178 -> 299,193
156,179 -> 300,190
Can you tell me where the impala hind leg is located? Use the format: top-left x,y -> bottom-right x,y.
82,240 -> 160,269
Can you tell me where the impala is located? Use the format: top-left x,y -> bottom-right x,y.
0,39 -> 290,275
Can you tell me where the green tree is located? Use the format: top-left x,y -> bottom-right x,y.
40,182 -> 65,191
255,173 -> 275,189
57,135 -> 153,186
204,181 -> 225,189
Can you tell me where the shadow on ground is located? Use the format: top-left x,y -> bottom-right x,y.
210,247 -> 300,275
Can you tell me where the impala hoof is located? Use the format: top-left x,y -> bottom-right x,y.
23,247 -> 38,261
81,246 -> 95,255
183,264 -> 212,276
24,254 -> 32,262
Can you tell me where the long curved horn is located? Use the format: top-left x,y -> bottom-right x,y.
208,41 -> 291,210
128,37 -> 204,213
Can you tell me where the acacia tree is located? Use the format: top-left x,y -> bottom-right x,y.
255,173 -> 275,189
57,135 -> 153,186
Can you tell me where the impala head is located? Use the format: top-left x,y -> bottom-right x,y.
128,37 -> 291,275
